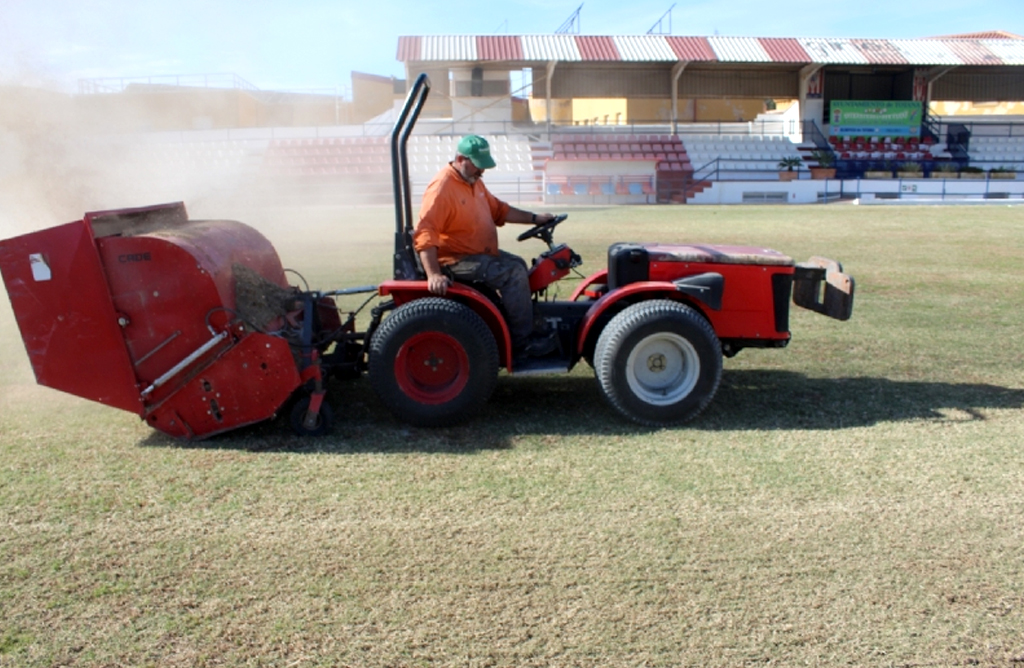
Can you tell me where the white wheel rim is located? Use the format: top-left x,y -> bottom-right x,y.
624,332 -> 700,406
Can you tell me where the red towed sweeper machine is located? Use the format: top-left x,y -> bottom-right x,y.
0,203 -> 366,438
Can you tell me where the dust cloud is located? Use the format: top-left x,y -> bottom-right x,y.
0,80 -> 396,242
0,84 -> 200,236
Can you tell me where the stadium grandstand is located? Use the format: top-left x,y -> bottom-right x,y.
53,31 -> 1024,205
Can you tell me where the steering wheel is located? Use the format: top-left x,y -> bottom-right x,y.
517,214 -> 569,242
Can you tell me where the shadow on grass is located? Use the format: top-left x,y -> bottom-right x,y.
139,370 -> 1024,454
703,370 -> 1024,431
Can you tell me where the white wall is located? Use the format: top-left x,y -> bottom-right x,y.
689,177 -> 1024,205
689,179 -> 832,204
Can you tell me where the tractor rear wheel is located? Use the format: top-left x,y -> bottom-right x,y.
594,300 -> 722,426
369,298 -> 498,427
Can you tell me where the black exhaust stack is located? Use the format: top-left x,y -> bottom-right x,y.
390,72 -> 431,280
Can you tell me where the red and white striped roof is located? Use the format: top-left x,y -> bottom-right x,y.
397,35 -> 1024,66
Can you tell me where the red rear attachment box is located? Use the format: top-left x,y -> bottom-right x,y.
0,202 -> 304,439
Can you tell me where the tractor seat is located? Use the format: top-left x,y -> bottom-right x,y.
442,269 -> 507,314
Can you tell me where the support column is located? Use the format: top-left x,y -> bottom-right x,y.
920,66 -> 954,106
670,61 -> 689,135
545,60 -> 558,138
798,64 -> 824,139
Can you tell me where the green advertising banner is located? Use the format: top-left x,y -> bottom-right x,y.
829,101 -> 922,137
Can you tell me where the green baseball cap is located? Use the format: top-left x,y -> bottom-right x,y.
457,135 -> 497,169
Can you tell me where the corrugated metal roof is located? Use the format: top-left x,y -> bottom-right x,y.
943,40 -> 1003,66
396,34 -> 1024,67
933,31 -> 1024,39
665,36 -> 716,61
576,36 -> 619,61
477,36 -> 523,61
612,35 -> 679,61
709,37 -> 772,62
797,39 -> 869,64
420,36 -> 477,61
982,38 -> 1024,65
851,39 -> 908,65
889,39 -> 961,65
758,38 -> 810,63
520,35 -> 581,61
397,36 -> 421,62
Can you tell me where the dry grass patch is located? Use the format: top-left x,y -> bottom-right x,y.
1,204 -> 1023,666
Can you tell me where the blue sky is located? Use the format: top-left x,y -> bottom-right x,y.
2,0 -> 1022,93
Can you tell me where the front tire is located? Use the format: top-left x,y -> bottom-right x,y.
369,298 -> 498,427
594,300 -> 722,426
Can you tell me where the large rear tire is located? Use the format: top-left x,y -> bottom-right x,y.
594,300 -> 722,426
369,298 -> 498,427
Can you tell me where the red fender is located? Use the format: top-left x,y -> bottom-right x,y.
576,281 -> 695,353
378,280 -> 514,368
569,269 -> 608,302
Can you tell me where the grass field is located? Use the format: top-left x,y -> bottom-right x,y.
2,203 -> 1023,667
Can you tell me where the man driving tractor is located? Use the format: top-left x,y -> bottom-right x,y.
413,134 -> 559,358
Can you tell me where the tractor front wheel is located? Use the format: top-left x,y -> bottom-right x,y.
369,298 -> 498,427
594,300 -> 722,426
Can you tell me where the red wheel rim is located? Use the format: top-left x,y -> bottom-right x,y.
394,331 -> 470,405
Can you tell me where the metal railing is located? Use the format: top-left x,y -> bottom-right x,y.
935,118 -> 1024,138
78,73 -> 260,95
921,109 -> 941,145
802,120 -> 831,151
692,158 -> 722,182
946,122 -> 971,162
349,118 -> 806,141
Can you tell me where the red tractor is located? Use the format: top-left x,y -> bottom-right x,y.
363,73 -> 853,428
0,73 -> 853,438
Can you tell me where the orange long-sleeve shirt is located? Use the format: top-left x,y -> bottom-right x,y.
413,163 -> 511,266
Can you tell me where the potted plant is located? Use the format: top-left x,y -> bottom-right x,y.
777,156 -> 802,181
989,166 -> 1017,180
931,163 -> 958,179
897,162 -> 923,179
961,166 -> 986,179
808,149 -> 837,179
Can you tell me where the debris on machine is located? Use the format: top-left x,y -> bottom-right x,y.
232,262 -> 297,331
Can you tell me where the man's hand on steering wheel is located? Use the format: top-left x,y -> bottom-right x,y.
517,213 -> 569,242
